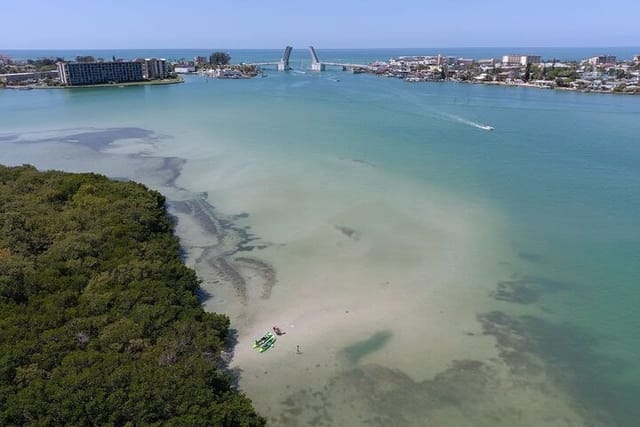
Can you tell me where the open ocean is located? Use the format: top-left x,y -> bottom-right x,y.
1,48 -> 639,426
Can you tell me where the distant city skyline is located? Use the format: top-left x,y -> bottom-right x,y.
2,0 -> 639,49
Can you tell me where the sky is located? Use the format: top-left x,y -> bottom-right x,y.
2,0 -> 639,49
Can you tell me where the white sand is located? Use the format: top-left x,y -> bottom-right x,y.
0,128 -> 586,426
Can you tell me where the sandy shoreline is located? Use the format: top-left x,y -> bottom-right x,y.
170,156 -> 590,425
0,126 -> 596,426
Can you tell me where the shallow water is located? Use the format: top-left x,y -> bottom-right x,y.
1,52 -> 639,425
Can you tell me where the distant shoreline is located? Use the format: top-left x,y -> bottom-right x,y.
447,79 -> 640,95
2,76 -> 183,90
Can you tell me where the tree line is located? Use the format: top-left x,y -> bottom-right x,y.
0,165 -> 265,426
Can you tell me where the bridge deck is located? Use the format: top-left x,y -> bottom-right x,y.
322,62 -> 374,70
244,46 -> 374,71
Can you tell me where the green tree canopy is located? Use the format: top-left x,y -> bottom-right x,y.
0,165 -> 264,426
209,52 -> 231,66
75,55 -> 96,63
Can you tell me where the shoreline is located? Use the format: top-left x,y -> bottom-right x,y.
458,78 -> 640,95
396,75 -> 640,95
0,118 -> 627,425
1,76 -> 183,90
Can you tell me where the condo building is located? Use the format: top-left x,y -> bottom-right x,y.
56,61 -> 143,86
502,55 -> 542,66
587,55 -> 617,65
136,58 -> 170,79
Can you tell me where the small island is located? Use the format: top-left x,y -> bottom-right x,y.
176,51 -> 261,79
0,165 -> 265,426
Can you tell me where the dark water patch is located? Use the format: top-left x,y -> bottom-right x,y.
337,156 -> 376,168
168,198 -> 275,303
517,252 -> 545,263
428,360 -> 495,405
218,215 -> 264,256
159,157 -> 186,187
334,225 -> 359,240
478,311 -> 545,376
35,127 -> 157,150
308,414 -> 324,426
492,280 -> 540,304
479,310 -> 639,426
279,386 -> 334,427
491,275 -> 575,304
283,406 -> 303,416
169,199 -> 254,304
171,199 -> 220,235
523,276 -> 574,291
212,257 -> 248,304
2,128 -> 157,151
351,158 -> 376,167
0,134 -> 19,142
231,212 -> 249,219
322,360 -> 500,426
343,330 -> 392,364
233,256 -> 277,299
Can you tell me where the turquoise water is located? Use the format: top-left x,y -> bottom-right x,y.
1,49 -> 640,425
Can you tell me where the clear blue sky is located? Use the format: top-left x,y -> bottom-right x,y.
2,0 -> 639,49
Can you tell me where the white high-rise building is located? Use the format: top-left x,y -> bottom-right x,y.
502,55 -> 541,66
587,55 -> 617,65
138,58 -> 170,79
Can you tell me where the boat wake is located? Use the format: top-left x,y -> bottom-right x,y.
445,114 -> 494,131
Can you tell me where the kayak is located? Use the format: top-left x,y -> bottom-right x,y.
252,331 -> 274,349
258,334 -> 277,353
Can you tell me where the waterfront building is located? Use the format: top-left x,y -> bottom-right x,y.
57,61 -> 143,85
520,55 -> 541,65
477,58 -> 496,66
502,55 -> 541,66
588,55 -> 617,65
502,55 -> 522,66
174,65 -> 196,74
136,58 -> 169,79
0,70 -> 58,84
541,61 -> 571,69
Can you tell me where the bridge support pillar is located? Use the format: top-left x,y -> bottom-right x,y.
278,46 -> 293,71
311,62 -> 325,72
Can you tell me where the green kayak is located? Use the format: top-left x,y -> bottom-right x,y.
258,334 -> 277,353
252,331 -> 274,349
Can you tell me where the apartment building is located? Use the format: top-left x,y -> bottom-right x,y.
57,61 -> 143,85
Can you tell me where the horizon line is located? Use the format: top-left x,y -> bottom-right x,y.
2,45 -> 640,51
